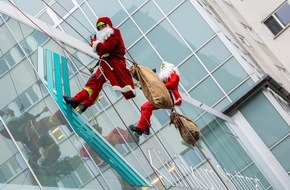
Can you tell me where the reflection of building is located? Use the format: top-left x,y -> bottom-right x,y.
0,0 -> 290,189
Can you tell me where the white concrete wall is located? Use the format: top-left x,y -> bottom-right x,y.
205,0 -> 290,92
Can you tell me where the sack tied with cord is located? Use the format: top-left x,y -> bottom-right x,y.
170,111 -> 200,146
130,64 -> 173,109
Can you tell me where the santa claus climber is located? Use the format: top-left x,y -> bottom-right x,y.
129,61 -> 182,136
63,16 -> 135,113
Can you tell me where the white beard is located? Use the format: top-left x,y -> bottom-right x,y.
159,66 -> 179,81
97,26 -> 114,42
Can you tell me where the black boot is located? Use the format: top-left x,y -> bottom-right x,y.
76,103 -> 88,114
129,125 -> 143,136
63,96 -> 78,109
143,127 -> 150,135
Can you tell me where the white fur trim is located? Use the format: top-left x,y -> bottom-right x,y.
92,40 -> 101,52
112,85 -> 136,94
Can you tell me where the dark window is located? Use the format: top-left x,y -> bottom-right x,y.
264,16 -> 283,36
264,3 -> 290,36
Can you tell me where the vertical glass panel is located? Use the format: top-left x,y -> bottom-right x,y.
51,0 -> 75,19
147,19 -> 191,64
271,136 -> 290,172
32,30 -> 49,46
228,78 -> 254,102
119,18 -> 142,48
0,59 -> 8,76
189,76 -> 224,106
178,55 -> 208,91
80,3 -> 98,26
212,57 -> 248,93
240,92 -> 290,147
60,9 -> 94,43
196,36 -> 232,72
275,3 -> 290,26
12,0 -> 45,16
0,120 -> 40,189
132,1 -> 163,33
38,11 -> 55,26
119,0 -> 145,14
86,0 -> 127,27
129,38 -> 161,69
264,16 -> 283,36
169,1 -> 215,51
154,0 -> 183,15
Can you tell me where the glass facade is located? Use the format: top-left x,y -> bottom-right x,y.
0,0 -> 290,189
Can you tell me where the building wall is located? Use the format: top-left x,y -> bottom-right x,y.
204,0 -> 290,93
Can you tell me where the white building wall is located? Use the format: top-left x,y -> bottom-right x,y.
204,0 -> 290,92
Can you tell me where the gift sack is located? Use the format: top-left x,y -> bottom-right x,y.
170,112 -> 200,146
131,64 -> 173,109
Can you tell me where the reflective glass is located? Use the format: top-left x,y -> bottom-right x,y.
38,11 -> 55,26
51,0 -> 75,19
197,36 -> 232,72
189,76 -> 225,106
0,3 -> 272,189
240,92 -> 290,147
179,55 -> 208,91
86,0 -> 127,27
275,3 -> 290,26
212,57 -> 248,94
60,9 -> 94,43
128,37 -> 161,69
119,0 -> 145,14
154,0 -> 183,15
132,1 -> 163,33
12,0 -> 45,16
147,19 -> 191,64
271,136 -> 290,172
169,1 -> 215,51
228,78 -> 254,102
119,18 -> 142,48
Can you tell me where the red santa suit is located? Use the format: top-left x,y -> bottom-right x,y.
136,62 -> 182,132
73,17 -> 135,107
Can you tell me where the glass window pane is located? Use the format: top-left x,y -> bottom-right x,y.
0,59 -> 9,76
13,0 -> 45,16
275,3 -> 290,26
132,1 -> 163,33
154,0 -> 183,14
179,55 -> 208,91
129,38 -> 161,69
264,16 -> 283,36
228,78 -> 254,102
189,76 -> 225,106
52,0 -> 75,18
60,9 -> 94,42
38,11 -> 55,26
212,57 -> 248,93
119,18 -> 142,48
147,19 -> 191,63
197,36 -> 232,71
169,1 -> 215,51
32,30 -> 49,45
240,92 -> 290,147
120,0 -> 146,14
87,0 -> 127,27
271,136 -> 290,172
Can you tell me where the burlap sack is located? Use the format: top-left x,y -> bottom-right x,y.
170,112 -> 200,146
131,64 -> 173,109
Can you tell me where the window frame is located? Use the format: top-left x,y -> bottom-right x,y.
263,2 -> 290,37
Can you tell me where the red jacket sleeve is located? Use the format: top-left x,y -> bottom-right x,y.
96,34 -> 118,56
164,72 -> 180,90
